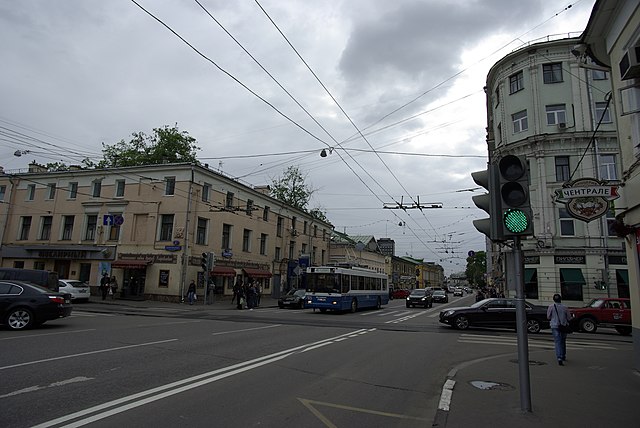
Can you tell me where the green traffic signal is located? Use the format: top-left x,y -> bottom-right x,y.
503,208 -> 530,233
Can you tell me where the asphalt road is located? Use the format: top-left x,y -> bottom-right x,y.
1,294 -> 631,427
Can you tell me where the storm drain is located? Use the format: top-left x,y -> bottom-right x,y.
469,381 -> 515,391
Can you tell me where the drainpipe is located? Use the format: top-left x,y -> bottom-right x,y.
180,164 -> 195,302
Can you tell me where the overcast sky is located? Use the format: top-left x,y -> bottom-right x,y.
0,0 -> 596,274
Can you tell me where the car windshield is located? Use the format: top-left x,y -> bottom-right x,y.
433,291 -> 445,296
410,290 -> 426,296
471,298 -> 493,308
294,290 -> 306,297
587,299 -> 605,308
64,280 -> 89,288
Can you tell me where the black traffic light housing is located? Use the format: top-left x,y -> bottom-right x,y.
471,163 -> 502,241
201,252 -> 212,272
497,155 -> 534,238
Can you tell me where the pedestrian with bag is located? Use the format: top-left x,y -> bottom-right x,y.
547,293 -> 572,365
187,280 -> 197,305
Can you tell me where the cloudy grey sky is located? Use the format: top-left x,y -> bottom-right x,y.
0,0 -> 595,274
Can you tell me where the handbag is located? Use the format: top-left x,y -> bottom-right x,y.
554,304 -> 572,334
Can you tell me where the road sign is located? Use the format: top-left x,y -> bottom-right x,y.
103,214 -> 113,226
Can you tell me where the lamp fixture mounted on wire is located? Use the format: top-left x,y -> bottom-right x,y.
320,147 -> 334,157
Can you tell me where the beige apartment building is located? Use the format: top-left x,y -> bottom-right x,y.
0,162 -> 332,301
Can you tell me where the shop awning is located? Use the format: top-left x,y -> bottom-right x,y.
211,266 -> 237,277
111,260 -> 151,269
616,269 -> 629,286
524,268 -> 536,284
559,268 -> 585,285
242,268 -> 272,278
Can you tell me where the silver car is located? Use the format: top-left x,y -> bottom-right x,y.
58,279 -> 91,302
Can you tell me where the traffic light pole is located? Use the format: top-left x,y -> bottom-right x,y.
513,236 -> 532,412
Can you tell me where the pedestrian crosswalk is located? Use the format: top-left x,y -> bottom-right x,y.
457,333 -> 618,350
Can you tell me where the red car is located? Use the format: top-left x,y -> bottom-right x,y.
569,298 -> 631,336
390,288 -> 411,299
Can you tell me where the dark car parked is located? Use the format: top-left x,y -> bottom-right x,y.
432,290 -> 449,303
406,289 -> 433,308
278,289 -> 306,309
439,298 -> 549,334
0,280 -> 73,330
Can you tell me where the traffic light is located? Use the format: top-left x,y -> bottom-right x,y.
201,252 -> 212,272
497,155 -> 533,237
471,163 -> 501,241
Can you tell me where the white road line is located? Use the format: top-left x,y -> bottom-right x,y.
32,329 -> 374,428
211,324 -> 282,336
0,329 -> 96,341
135,320 -> 202,328
0,376 -> 93,399
438,379 -> 455,411
0,339 -> 178,371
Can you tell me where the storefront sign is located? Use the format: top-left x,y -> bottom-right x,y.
554,178 -> 620,222
38,249 -> 87,259
118,253 -> 177,264
554,255 -> 586,264
524,256 -> 540,264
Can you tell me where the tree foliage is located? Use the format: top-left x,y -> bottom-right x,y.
85,124 -> 200,168
270,166 -> 314,211
465,251 -> 487,288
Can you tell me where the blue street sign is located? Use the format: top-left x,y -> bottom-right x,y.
103,214 -> 113,226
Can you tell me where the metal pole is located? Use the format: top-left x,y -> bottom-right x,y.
513,236 -> 532,412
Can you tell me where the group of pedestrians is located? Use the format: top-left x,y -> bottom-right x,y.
232,278 -> 262,310
99,273 -> 118,300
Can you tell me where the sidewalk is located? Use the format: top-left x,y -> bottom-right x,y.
86,293 -> 280,310
439,338 -> 640,427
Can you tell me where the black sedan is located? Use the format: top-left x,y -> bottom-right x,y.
439,298 -> 549,333
406,289 -> 432,308
1,280 -> 73,330
278,289 -> 306,309
432,290 -> 449,303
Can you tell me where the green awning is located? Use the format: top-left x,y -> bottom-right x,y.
524,268 -> 536,284
560,268 -> 585,285
616,269 -> 629,286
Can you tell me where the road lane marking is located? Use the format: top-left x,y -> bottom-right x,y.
135,320 -> 202,328
0,377 -> 93,399
211,324 -> 282,336
457,334 -> 617,350
0,329 -> 96,341
0,339 -> 178,371
32,329 -> 375,428
438,379 -> 456,411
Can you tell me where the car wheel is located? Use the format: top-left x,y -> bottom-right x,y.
454,315 -> 469,330
579,318 -> 597,333
6,307 -> 34,330
350,299 -> 357,313
526,319 -> 541,334
615,326 -> 632,336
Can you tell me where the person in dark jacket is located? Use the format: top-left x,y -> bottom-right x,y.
187,280 -> 197,305
547,293 -> 571,365
233,278 -> 244,310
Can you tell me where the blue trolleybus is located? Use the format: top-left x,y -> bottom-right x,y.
304,265 -> 389,312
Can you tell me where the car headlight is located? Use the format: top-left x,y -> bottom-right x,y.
421,297 -> 427,301
406,297 -> 410,301
444,310 -> 455,317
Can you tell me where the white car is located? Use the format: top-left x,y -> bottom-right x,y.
58,279 -> 91,302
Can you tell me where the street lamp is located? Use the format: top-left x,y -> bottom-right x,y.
14,150 -> 31,157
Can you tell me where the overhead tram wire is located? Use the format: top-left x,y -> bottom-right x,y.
192,0 -> 408,214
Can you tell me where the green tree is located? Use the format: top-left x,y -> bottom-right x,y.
86,124 -> 200,168
465,251 -> 487,288
270,166 -> 315,211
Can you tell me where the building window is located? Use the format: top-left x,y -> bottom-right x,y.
606,208 -> 616,237
202,183 -> 210,202
19,216 -> 32,240
512,110 -> 528,133
524,268 -> 538,299
312,246 -> 317,264
196,217 -> 208,245
303,221 -> 308,235
0,185 -> 5,201
288,241 -> 295,259
595,101 -> 612,123
599,154 -> 617,180
225,191 -> 234,209
39,216 -> 52,240
559,268 -> 584,301
592,70 -> 608,80
13,261 -> 24,269
545,104 -> 566,125
222,224 -> 231,249
92,181 -> 101,198
115,180 -> 125,197
159,214 -> 174,241
68,182 -> 78,199
559,208 -> 575,236
291,216 -> 297,231
263,206 -> 270,221
497,123 -> 502,145
108,213 -> 121,241
275,246 -> 281,261
494,87 -> 500,108
242,229 -> 252,252
246,199 -> 254,215
85,214 -> 98,241
62,216 -> 75,240
164,177 -> 175,196
313,225 -> 318,237
555,156 -> 570,182
47,183 -> 56,200
260,233 -> 267,255
277,216 -> 283,237
301,243 -> 307,255
27,184 -> 35,201
543,62 -> 563,83
509,71 -> 524,94
34,261 -> 45,270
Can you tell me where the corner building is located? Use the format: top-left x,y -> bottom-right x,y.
485,36 -> 628,305
0,162 -> 332,301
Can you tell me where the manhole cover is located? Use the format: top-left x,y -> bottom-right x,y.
469,381 -> 514,391
509,359 -> 547,366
